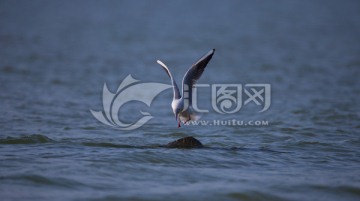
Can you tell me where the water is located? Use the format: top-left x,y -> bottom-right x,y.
1,0 -> 360,200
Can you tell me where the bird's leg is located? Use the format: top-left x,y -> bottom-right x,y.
178,120 -> 181,128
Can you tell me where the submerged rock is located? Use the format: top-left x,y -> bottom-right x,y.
166,136 -> 203,148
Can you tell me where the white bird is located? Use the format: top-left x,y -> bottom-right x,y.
157,49 -> 215,127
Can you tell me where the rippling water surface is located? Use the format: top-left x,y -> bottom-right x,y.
1,1 -> 360,200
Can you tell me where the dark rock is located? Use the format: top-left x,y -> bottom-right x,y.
165,136 -> 203,148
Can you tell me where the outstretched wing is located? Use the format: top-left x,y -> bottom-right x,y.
157,60 -> 181,100
182,49 -> 215,105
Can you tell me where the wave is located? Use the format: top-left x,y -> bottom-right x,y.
0,134 -> 163,149
0,134 -> 54,144
0,134 -> 283,152
81,142 -> 159,149
3,174 -> 85,188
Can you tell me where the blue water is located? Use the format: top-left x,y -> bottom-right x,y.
1,1 -> 360,200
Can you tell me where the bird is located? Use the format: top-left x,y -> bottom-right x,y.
156,49 -> 215,127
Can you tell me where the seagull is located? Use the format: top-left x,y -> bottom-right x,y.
157,49 -> 215,127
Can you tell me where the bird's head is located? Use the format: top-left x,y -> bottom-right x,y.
173,107 -> 181,121
172,99 -> 182,122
